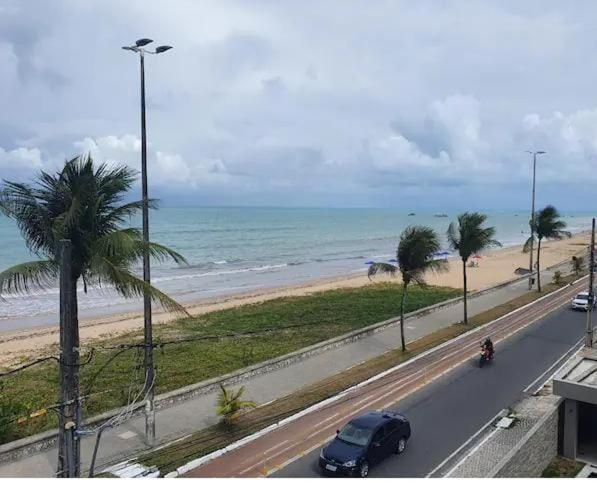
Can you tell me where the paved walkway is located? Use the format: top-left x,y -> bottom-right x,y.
0,264 -> 571,477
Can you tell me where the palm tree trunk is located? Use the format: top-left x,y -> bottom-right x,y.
399,283 -> 408,351
462,259 -> 468,324
537,238 -> 542,292
58,265 -> 80,477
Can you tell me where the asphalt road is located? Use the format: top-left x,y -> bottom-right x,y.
274,303 -> 587,477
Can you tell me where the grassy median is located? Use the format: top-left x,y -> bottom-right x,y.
0,282 -> 458,444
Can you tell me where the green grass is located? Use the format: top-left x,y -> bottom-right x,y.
542,456 -> 584,478
0,282 -> 458,444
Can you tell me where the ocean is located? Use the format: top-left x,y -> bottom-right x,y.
0,207 -> 593,331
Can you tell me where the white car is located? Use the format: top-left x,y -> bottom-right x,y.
571,291 -> 595,311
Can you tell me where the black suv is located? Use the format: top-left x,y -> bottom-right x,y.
319,411 -> 411,477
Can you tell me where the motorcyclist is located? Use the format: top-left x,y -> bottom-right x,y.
482,337 -> 494,359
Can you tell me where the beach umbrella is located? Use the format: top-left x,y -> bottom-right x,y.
473,254 -> 482,259
365,261 -> 374,265
388,258 -> 398,263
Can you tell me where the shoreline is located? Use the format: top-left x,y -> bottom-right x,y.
0,231 -> 589,366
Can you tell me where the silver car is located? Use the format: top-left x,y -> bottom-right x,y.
571,291 -> 595,311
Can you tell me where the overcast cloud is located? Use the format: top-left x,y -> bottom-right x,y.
1,0 -> 597,209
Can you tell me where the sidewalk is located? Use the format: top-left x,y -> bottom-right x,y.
0,264 -> 570,477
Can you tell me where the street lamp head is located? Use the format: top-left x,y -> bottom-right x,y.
135,38 -> 154,47
122,46 -> 137,51
536,151 -> 546,155
155,45 -> 173,54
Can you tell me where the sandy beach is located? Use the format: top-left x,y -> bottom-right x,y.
0,232 -> 589,366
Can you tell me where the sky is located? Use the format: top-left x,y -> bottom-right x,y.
1,0 -> 597,210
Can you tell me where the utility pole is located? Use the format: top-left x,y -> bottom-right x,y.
123,38 -> 172,446
57,240 -> 80,477
586,218 -> 595,348
526,150 -> 546,289
139,44 -> 156,448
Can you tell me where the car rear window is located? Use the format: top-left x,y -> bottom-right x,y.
337,423 -> 373,446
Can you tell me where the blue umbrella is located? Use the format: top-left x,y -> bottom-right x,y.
365,261 -> 375,265
388,258 -> 398,263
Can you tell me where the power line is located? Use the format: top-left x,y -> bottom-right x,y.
0,349 -> 95,378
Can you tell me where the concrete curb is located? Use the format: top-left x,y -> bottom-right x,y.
0,258 -> 577,465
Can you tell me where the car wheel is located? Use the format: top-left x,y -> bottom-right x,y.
396,437 -> 407,454
359,461 -> 370,478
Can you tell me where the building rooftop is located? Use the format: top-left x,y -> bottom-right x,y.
553,348 -> 597,404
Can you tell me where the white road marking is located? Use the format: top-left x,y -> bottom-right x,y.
444,428 -> 498,477
523,337 -> 584,393
117,431 -> 137,440
311,412 -> 340,429
425,409 -> 504,477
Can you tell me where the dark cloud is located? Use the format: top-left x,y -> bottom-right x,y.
1,0 -> 597,209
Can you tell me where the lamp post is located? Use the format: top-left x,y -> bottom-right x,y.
122,38 -> 172,446
525,150 -> 546,290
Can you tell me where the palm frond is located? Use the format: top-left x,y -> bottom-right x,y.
522,236 -> 535,253
89,255 -> 189,315
1,154 -> 186,312
0,260 -> 59,296
101,199 -> 158,226
367,262 -> 398,280
447,212 -> 501,260
92,229 -> 187,266
397,225 -> 446,284
533,205 -> 572,242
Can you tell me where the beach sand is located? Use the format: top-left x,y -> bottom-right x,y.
0,232 -> 589,366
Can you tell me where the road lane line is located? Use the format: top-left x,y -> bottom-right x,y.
264,438 -> 334,477
444,426 -> 498,477
311,412 -> 340,429
262,439 -> 290,455
425,409 -> 505,477
523,337 -> 584,393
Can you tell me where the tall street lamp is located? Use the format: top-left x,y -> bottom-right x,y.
122,38 -> 172,446
525,150 -> 546,290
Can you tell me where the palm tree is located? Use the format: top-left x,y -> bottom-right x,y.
523,205 -> 571,292
571,255 -> 586,278
447,213 -> 501,324
0,154 -> 188,313
368,226 -> 447,351
216,384 -> 257,426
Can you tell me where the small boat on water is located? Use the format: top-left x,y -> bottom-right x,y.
434,213 -> 448,218
408,212 -> 416,216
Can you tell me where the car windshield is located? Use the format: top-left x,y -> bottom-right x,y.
577,294 -> 589,300
337,423 -> 373,446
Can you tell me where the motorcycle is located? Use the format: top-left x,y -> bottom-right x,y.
479,344 -> 494,367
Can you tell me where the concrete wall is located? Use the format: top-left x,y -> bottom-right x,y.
489,404 -> 559,478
